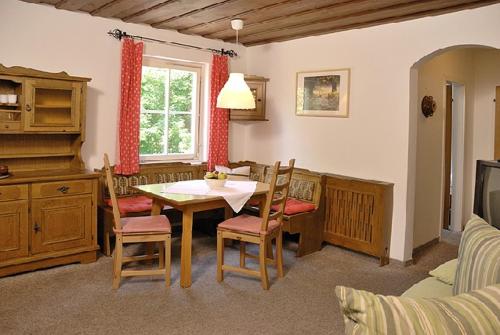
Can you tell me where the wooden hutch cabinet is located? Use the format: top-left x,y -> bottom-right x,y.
230,75 -> 268,121
0,65 -> 98,277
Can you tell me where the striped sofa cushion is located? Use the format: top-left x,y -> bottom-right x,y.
453,215 -> 500,295
335,284 -> 500,335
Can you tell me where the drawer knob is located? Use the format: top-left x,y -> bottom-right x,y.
57,186 -> 70,194
34,223 -> 41,233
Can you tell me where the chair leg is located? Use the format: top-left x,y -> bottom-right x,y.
259,236 -> 269,290
239,242 -> 246,268
112,234 -> 123,289
217,230 -> 224,282
104,231 -> 111,257
159,241 -> 165,269
146,242 -> 154,265
276,229 -> 284,278
165,235 -> 171,287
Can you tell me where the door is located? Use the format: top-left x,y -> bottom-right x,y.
31,195 -> 92,254
495,87 -> 500,159
443,85 -> 452,229
24,79 -> 81,132
0,200 -> 29,262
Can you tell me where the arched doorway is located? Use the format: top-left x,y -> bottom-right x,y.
408,45 -> 500,256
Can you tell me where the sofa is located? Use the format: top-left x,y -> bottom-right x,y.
335,215 -> 500,334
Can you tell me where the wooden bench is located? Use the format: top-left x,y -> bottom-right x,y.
95,162 -> 206,256
233,161 -> 325,257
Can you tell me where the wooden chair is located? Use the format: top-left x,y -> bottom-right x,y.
103,154 -> 172,289
217,159 -> 295,290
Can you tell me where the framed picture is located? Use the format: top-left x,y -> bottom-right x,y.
296,68 -> 350,117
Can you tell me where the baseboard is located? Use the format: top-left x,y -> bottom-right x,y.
389,258 -> 414,267
412,237 -> 440,257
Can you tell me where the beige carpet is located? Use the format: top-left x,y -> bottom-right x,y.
0,233 -> 457,335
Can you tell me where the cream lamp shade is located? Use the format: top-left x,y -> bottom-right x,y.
216,73 -> 256,109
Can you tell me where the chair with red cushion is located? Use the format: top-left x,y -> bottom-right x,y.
217,159 -> 295,290
104,154 -> 172,289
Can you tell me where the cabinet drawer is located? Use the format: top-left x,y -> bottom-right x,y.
0,122 -> 21,131
32,179 -> 92,198
0,185 -> 28,202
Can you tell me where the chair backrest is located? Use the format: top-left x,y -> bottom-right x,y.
103,153 -> 122,231
260,159 -> 295,232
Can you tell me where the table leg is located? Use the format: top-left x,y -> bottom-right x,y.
151,198 -> 163,216
180,208 -> 194,288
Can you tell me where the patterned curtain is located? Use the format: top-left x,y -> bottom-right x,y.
114,38 -> 143,175
207,54 -> 229,171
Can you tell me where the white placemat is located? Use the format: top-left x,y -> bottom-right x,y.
164,180 -> 257,212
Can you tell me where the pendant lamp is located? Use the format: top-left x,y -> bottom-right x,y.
216,19 -> 255,110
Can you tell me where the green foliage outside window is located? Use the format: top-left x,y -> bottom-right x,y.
140,66 -> 195,156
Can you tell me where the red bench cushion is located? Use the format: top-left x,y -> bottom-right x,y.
105,195 -> 153,215
274,198 -> 316,215
247,197 -> 316,215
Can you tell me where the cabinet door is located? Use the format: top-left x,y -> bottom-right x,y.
31,195 -> 92,254
24,79 -> 81,132
0,200 -> 29,262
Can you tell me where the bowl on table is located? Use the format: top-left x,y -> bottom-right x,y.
204,177 -> 226,189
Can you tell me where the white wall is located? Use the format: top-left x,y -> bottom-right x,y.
0,0 -> 246,169
243,4 -> 500,261
412,48 -> 500,249
413,49 -> 475,248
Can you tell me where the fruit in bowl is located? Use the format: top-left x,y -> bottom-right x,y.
204,171 -> 227,188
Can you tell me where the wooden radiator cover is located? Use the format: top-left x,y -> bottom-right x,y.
323,175 -> 393,265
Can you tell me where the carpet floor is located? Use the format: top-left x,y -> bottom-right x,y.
0,233 -> 458,335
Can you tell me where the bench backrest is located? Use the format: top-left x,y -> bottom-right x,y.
264,167 -> 323,207
95,162 -> 206,200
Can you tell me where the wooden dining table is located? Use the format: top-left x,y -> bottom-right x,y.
131,181 -> 269,288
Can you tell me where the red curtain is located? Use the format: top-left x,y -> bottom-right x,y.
207,54 -> 229,171
114,38 -> 144,175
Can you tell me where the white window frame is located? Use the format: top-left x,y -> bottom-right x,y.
140,57 -> 203,162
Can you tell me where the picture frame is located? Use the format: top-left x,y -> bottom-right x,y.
296,68 -> 350,117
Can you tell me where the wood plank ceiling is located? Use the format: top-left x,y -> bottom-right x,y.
21,0 -> 500,46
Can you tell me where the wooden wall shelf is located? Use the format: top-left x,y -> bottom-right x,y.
0,64 -> 98,277
230,75 -> 269,121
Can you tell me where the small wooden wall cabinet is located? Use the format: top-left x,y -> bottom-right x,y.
0,65 -> 98,277
230,75 -> 268,121
323,174 -> 393,265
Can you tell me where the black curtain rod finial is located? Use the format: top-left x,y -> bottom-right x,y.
108,28 -> 127,40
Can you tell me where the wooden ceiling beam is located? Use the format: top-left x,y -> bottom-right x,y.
122,0 -> 227,24
243,0 -> 500,45
179,0 -> 345,36
152,0 -> 279,30
55,0 -> 111,11
89,0 -> 165,18
208,0 -> 419,40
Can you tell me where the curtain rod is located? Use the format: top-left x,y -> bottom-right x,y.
107,28 -> 237,58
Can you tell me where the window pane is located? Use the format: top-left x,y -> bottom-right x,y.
140,112 -> 165,154
141,67 -> 166,111
169,70 -> 194,113
168,114 -> 192,154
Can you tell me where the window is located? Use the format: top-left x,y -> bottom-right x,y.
140,57 -> 202,160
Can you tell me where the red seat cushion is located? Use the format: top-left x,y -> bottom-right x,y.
115,215 -> 171,234
272,198 -> 316,215
105,196 -> 153,215
218,214 -> 280,235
